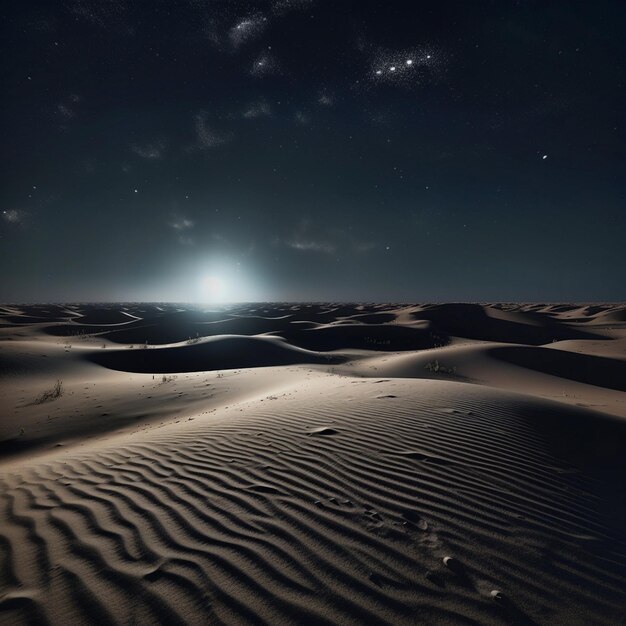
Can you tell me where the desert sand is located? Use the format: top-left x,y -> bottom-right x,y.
1,302 -> 625,624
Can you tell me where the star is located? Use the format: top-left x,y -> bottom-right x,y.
251,53 -> 279,76
542,155 -> 548,160
2,209 -> 21,223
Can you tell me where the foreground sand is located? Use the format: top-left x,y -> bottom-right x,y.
1,303 -> 625,624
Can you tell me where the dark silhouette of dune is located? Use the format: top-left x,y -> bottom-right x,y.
412,303 -> 601,344
85,335 -> 343,373
490,346 -> 626,392
273,323 -> 444,351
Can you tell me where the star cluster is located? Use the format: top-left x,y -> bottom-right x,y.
368,46 -> 448,88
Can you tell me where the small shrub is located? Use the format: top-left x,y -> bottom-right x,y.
424,360 -> 457,375
34,380 -> 63,404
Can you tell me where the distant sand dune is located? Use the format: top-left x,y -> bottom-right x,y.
85,335 -> 344,373
1,302 -> 625,624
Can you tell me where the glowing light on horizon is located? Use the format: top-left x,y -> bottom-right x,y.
193,261 -> 265,304
201,275 -> 225,303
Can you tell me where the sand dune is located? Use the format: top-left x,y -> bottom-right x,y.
1,302 -> 625,624
86,335 -> 344,373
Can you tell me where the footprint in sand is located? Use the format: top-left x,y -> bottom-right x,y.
401,510 -> 429,531
490,589 -> 504,602
307,427 -> 339,436
396,450 -> 454,466
443,556 -> 466,576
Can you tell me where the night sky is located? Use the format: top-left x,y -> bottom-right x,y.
1,0 -> 624,303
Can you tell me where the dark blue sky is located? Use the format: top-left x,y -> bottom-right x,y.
1,0 -> 624,302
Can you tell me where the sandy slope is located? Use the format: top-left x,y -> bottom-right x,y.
1,303 -> 625,625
